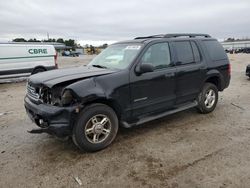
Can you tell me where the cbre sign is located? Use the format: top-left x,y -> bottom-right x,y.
28,49 -> 48,54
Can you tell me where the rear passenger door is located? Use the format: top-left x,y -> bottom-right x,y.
173,41 -> 205,104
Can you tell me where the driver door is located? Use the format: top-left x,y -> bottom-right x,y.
129,42 -> 177,118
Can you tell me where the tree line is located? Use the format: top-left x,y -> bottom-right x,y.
12,38 -> 77,47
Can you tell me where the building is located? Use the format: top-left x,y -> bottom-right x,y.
221,41 -> 250,50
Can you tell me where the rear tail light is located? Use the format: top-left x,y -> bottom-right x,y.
54,52 -> 58,69
228,63 -> 231,76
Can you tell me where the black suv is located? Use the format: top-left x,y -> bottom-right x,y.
24,33 -> 231,151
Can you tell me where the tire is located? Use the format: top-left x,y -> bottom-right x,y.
72,103 -> 118,152
32,67 -> 46,74
197,83 -> 218,114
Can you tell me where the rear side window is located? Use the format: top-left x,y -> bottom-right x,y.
174,41 -> 194,64
203,40 -> 227,61
191,41 -> 201,62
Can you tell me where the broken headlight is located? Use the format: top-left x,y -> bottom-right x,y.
39,87 -> 51,104
61,89 -> 74,105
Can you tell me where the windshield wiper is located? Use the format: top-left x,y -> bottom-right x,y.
92,64 -> 107,69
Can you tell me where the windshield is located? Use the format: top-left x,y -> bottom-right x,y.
88,44 -> 142,70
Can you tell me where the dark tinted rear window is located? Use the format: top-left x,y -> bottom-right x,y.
203,40 -> 227,61
174,41 -> 194,64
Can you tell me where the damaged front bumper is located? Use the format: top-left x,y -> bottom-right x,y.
24,96 -> 80,137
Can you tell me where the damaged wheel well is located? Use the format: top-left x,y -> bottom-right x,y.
84,99 -> 122,120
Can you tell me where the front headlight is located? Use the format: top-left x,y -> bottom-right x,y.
61,89 -> 73,105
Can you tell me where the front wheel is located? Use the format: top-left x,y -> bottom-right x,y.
197,83 -> 218,114
72,103 -> 118,152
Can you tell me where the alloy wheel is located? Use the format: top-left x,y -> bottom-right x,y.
84,114 -> 111,144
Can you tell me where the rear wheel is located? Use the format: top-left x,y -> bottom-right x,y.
197,83 -> 218,114
72,103 -> 118,152
32,67 -> 46,74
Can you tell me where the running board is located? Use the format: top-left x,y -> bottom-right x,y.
121,101 -> 198,128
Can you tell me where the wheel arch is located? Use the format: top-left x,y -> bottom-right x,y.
83,98 -> 122,121
31,66 -> 47,74
204,70 -> 224,91
66,78 -> 123,121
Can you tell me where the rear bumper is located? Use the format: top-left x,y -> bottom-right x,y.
246,65 -> 250,76
24,96 -> 78,137
225,75 -> 231,89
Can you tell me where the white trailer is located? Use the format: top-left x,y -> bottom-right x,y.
0,43 -> 57,79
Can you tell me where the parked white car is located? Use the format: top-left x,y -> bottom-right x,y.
0,43 -> 57,79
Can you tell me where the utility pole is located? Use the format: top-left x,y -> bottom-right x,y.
47,32 -> 49,40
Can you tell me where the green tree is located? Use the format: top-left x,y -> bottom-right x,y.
225,38 -> 235,42
28,38 -> 40,42
13,38 -> 27,42
64,39 -> 76,47
56,38 -> 64,43
44,38 -> 56,42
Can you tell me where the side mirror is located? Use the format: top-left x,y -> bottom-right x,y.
136,63 -> 154,75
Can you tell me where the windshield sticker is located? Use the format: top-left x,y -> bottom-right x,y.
125,46 -> 141,50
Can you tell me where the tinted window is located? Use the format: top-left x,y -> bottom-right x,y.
203,40 -> 227,61
191,41 -> 201,62
141,42 -> 171,69
174,41 -> 194,64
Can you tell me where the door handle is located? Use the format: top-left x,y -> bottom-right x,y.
165,72 -> 175,77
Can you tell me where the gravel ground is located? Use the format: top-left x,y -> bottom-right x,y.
0,54 -> 250,188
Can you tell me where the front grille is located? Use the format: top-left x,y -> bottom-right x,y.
27,84 -> 40,101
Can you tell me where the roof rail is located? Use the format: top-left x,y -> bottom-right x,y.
164,33 -> 211,38
134,34 -> 165,39
134,33 -> 211,40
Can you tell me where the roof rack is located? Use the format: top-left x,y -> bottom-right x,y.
134,34 -> 165,40
164,33 -> 211,38
134,33 -> 211,40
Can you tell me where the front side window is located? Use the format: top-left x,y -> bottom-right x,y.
174,41 -> 194,64
141,42 -> 171,70
88,44 -> 142,69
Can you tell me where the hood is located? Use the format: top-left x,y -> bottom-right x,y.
28,66 -> 116,88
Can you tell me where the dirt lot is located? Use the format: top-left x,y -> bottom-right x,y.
0,55 -> 250,188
